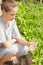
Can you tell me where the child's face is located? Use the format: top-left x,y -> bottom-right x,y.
4,6 -> 18,21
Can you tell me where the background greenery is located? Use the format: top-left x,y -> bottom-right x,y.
15,0 -> 43,3
15,2 -> 43,65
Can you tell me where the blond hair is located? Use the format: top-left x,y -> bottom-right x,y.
1,0 -> 17,12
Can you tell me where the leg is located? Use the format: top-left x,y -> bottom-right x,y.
0,53 -> 18,65
0,44 -> 19,65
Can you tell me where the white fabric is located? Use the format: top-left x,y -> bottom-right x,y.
0,43 -> 29,59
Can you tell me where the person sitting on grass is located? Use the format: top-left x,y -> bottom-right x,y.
0,0 -> 36,65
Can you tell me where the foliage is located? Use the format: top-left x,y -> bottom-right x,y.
16,3 -> 43,65
14,0 -> 41,3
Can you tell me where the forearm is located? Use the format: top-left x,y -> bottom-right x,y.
2,39 -> 16,48
16,38 -> 30,47
16,38 -> 36,51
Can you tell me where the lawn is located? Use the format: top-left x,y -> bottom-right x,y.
16,3 -> 43,65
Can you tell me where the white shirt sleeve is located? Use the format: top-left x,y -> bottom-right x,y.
0,26 -> 6,44
12,20 -> 22,39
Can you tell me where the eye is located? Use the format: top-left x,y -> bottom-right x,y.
11,14 -> 15,16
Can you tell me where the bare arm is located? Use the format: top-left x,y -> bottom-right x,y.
12,21 -> 36,50
16,38 -> 37,51
16,38 -> 30,47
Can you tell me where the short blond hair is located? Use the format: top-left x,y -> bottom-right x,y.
1,0 -> 17,12
2,0 -> 14,2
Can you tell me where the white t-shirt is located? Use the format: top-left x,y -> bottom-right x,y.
0,16 -> 21,46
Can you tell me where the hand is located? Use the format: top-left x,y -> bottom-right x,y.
28,42 -> 37,51
6,39 -> 16,46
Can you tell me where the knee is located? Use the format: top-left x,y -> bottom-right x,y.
11,52 -> 18,56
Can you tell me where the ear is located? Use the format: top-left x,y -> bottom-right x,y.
2,9 -> 7,14
3,9 -> 6,12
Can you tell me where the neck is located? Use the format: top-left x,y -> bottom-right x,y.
1,15 -> 9,26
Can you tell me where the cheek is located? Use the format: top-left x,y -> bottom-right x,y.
8,15 -> 12,19
6,13 -> 10,19
7,13 -> 16,20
